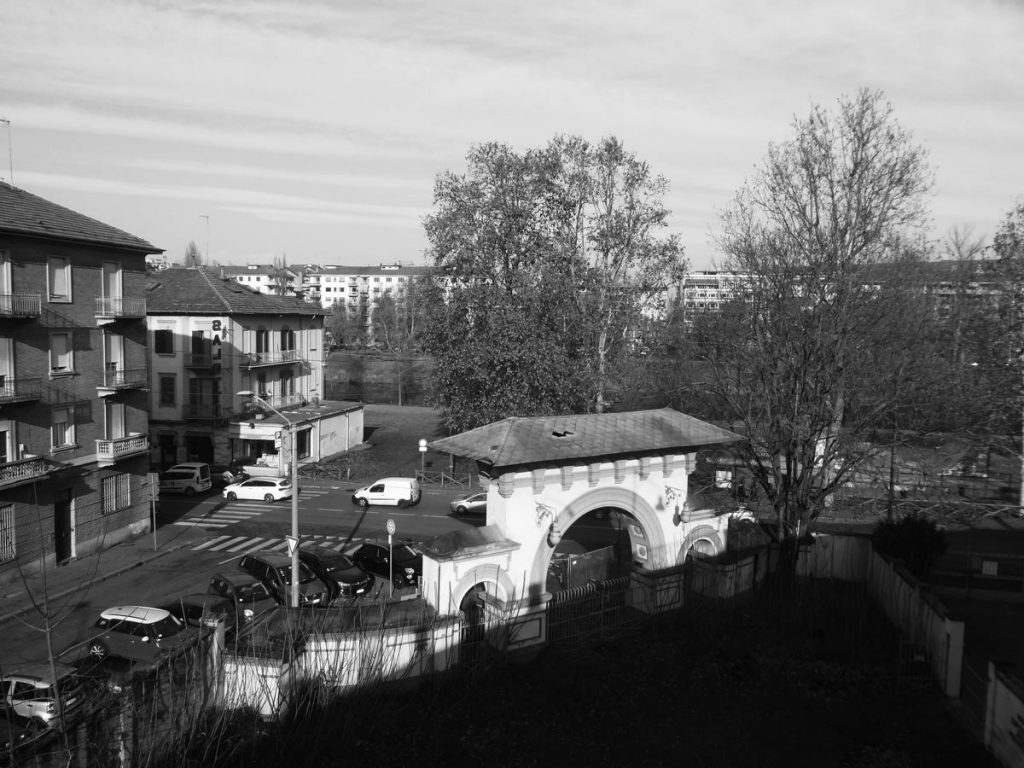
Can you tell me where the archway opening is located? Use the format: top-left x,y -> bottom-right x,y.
547,507 -> 638,594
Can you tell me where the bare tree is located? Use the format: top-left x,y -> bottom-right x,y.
993,200 -> 1024,509
271,254 -> 291,295
184,240 -> 203,267
709,89 -> 935,570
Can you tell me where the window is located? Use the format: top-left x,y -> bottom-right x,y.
159,375 -> 176,406
101,473 -> 131,515
49,333 -> 73,374
154,329 -> 174,354
51,407 -> 74,449
47,256 -> 72,302
0,504 -> 14,562
280,370 -> 294,396
280,328 -> 295,352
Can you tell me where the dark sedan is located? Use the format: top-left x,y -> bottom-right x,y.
350,542 -> 422,589
297,545 -> 375,600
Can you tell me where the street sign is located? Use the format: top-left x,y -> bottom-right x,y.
286,535 -> 299,556
419,438 -> 427,453
386,518 -> 396,536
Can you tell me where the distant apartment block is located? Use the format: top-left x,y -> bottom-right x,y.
0,185 -> 160,581
220,264 -> 301,296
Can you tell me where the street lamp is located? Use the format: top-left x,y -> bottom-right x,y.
237,390 -> 301,608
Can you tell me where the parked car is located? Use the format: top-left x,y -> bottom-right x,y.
159,462 -> 212,496
161,593 -> 238,632
223,477 -> 295,502
237,551 -> 334,607
450,492 -> 487,516
207,571 -> 275,623
87,606 -> 193,662
351,477 -> 421,508
0,662 -> 85,728
350,541 -> 422,588
297,544 -> 375,600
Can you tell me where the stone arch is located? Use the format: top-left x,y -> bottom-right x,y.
447,563 -> 519,614
528,486 -> 661,590
677,524 -> 725,563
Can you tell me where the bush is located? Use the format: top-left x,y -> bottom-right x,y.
871,514 -> 947,579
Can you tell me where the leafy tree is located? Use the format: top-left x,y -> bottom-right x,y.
423,135 -> 685,428
184,240 -> 203,267
324,301 -> 366,349
707,89 -> 936,570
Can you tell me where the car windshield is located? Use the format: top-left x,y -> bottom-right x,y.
282,562 -> 317,584
148,617 -> 185,638
395,545 -> 418,561
278,479 -> 292,488
323,554 -> 355,572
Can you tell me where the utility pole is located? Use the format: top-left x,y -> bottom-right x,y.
0,118 -> 12,188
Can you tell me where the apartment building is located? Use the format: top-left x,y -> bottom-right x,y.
146,267 -> 361,472
220,264 -> 300,296
0,185 -> 159,581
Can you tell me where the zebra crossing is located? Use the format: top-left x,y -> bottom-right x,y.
172,487 -> 332,530
192,532 -> 357,554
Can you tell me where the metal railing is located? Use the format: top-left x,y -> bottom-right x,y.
95,296 -> 147,318
243,350 -> 303,367
101,366 -> 148,388
184,353 -> 214,368
0,376 -> 42,402
184,403 -> 222,420
0,293 -> 41,317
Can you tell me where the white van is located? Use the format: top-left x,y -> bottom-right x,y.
351,477 -> 421,508
159,462 -> 212,496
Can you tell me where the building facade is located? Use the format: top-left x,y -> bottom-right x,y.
219,264 -> 300,296
0,185 -> 159,581
146,267 -> 361,471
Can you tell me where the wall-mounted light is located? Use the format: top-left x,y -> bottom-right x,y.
547,525 -> 562,548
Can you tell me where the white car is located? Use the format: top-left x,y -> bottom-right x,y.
222,477 -> 295,502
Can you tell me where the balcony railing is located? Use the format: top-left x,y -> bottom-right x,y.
0,376 -> 42,404
96,433 -> 149,464
95,297 -> 147,320
0,456 -> 52,488
99,366 -> 148,390
243,350 -> 304,368
184,353 -> 214,368
242,393 -> 306,415
184,403 -> 222,421
0,294 -> 42,318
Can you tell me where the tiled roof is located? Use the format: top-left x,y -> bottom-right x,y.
0,184 -> 160,253
429,408 -> 742,470
145,267 -> 325,316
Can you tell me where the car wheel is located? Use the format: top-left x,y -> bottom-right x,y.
184,486 -> 195,497
89,640 -> 109,661
227,492 -> 237,501
357,497 -> 369,509
264,493 -> 275,503
397,498 -> 408,509
393,577 -> 406,590
455,505 -> 468,515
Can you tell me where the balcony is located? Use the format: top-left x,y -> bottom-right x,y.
184,353 -> 215,369
0,455 -> 54,489
0,294 -> 42,319
241,394 -> 306,416
95,297 -> 146,324
96,433 -> 149,466
242,350 -> 304,369
184,403 -> 223,421
97,366 -> 148,395
0,376 -> 42,405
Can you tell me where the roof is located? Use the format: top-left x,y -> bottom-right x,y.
146,267 -> 325,316
420,525 -> 519,560
310,264 -> 432,277
100,605 -> 172,623
0,184 -> 161,253
429,408 -> 743,470
220,264 -> 298,277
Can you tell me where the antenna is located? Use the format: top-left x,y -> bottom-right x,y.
0,118 -> 12,188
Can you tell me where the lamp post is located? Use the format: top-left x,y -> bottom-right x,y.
237,390 -> 300,608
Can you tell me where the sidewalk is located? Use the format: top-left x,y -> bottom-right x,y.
0,521 -> 212,625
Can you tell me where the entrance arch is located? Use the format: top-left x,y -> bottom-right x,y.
527,486 -> 660,590
678,524 -> 725,562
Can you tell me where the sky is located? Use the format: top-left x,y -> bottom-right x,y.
1,0 -> 1022,271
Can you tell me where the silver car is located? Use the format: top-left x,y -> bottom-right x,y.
450,492 -> 487,516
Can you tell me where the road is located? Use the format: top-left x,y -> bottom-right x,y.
0,483 -> 481,667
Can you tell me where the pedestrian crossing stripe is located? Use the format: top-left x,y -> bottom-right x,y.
193,533 -> 357,553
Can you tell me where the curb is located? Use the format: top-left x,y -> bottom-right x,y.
0,537 -> 198,626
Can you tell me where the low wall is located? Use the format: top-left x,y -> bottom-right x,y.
987,664 -> 1024,768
